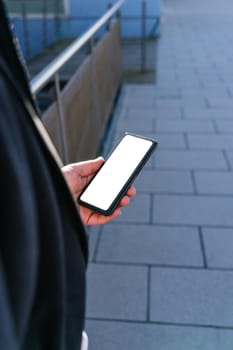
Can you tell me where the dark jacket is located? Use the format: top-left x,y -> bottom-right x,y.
0,2 -> 88,349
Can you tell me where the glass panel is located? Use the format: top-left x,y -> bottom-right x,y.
6,0 -> 65,14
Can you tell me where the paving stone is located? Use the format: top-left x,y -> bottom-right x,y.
180,96 -> 208,106
197,73 -> 221,80
156,120 -> 215,133
207,97 -> 233,108
195,171 -> 233,194
97,224 -> 203,266
125,87 -> 181,98
153,133 -> 187,149
125,107 -> 183,119
152,194 -> 233,226
86,320 -> 233,350
115,194 -> 151,224
120,95 -> 154,107
150,268 -> 233,327
188,135 -> 233,150
115,118 -> 154,132
156,80 -> 186,90
154,100 -> 185,110
152,106 -> 184,119
178,81 -> 203,89
202,83 -> 232,91
153,89 -> 182,98
180,87 -> 229,98
178,74 -> 202,81
123,87 -> 158,97
201,80 -> 224,88
113,132 -> 186,150
205,93 -> 233,102
216,121 -> 233,133
88,226 -> 100,262
86,264 -> 147,320
123,108 -> 156,120
183,109 -> 233,119
135,169 -> 194,193
156,73 -> 177,81
155,150 -> 227,170
203,228 -> 233,268
226,151 -> 233,168
227,87 -> 233,97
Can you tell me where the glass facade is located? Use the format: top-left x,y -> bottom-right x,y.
6,0 -> 65,15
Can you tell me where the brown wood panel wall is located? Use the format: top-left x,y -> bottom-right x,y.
42,19 -> 122,163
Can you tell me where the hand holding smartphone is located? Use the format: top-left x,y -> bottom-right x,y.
78,133 -> 157,216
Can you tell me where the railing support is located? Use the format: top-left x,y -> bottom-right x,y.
21,0 -> 30,60
89,36 -> 101,141
42,0 -> 48,48
54,0 -> 61,40
106,3 -> 112,31
54,73 -> 68,164
30,0 -> 124,94
29,0 -> 124,163
141,0 -> 147,72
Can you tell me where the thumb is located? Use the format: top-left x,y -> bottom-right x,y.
79,157 -> 105,177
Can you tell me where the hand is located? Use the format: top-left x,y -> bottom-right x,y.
62,157 -> 136,225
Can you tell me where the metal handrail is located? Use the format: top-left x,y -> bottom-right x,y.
30,0 -> 124,94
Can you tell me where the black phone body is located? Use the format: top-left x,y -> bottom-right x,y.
78,133 -> 158,216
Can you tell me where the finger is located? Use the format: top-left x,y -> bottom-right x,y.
126,186 -> 136,197
118,195 -> 131,208
77,157 -> 105,177
101,209 -> 122,223
88,208 -> 121,225
82,157 -> 104,176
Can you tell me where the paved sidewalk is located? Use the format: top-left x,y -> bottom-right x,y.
85,0 -> 233,349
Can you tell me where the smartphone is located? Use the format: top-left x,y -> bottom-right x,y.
78,133 -> 158,216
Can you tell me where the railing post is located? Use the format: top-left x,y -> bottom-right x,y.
116,6 -> 121,21
21,0 -> 30,60
42,0 -> 48,49
54,73 -> 68,164
141,0 -> 147,72
106,3 -> 112,31
54,0 -> 61,40
89,36 -> 101,142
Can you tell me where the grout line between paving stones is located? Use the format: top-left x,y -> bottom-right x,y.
92,226 -> 104,263
89,260 -> 233,273
227,87 -> 232,97
204,96 -> 210,108
107,221 -> 233,230
149,193 -> 154,224
180,105 -> 185,119
136,190 -> 233,198
190,170 -> 198,195
183,133 -> 189,149
146,267 -> 151,322
212,119 -> 219,133
86,317 -> 233,331
154,167 -> 230,172
222,150 -> 232,170
198,227 -> 208,268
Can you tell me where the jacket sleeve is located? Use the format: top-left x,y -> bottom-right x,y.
0,75 -> 38,349
0,264 -> 18,350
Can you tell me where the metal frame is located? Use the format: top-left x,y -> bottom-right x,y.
30,0 -> 124,164
30,0 -> 124,94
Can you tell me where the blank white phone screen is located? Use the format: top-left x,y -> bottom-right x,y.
80,135 -> 153,211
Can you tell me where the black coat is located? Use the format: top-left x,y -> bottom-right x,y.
0,2 -> 88,349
